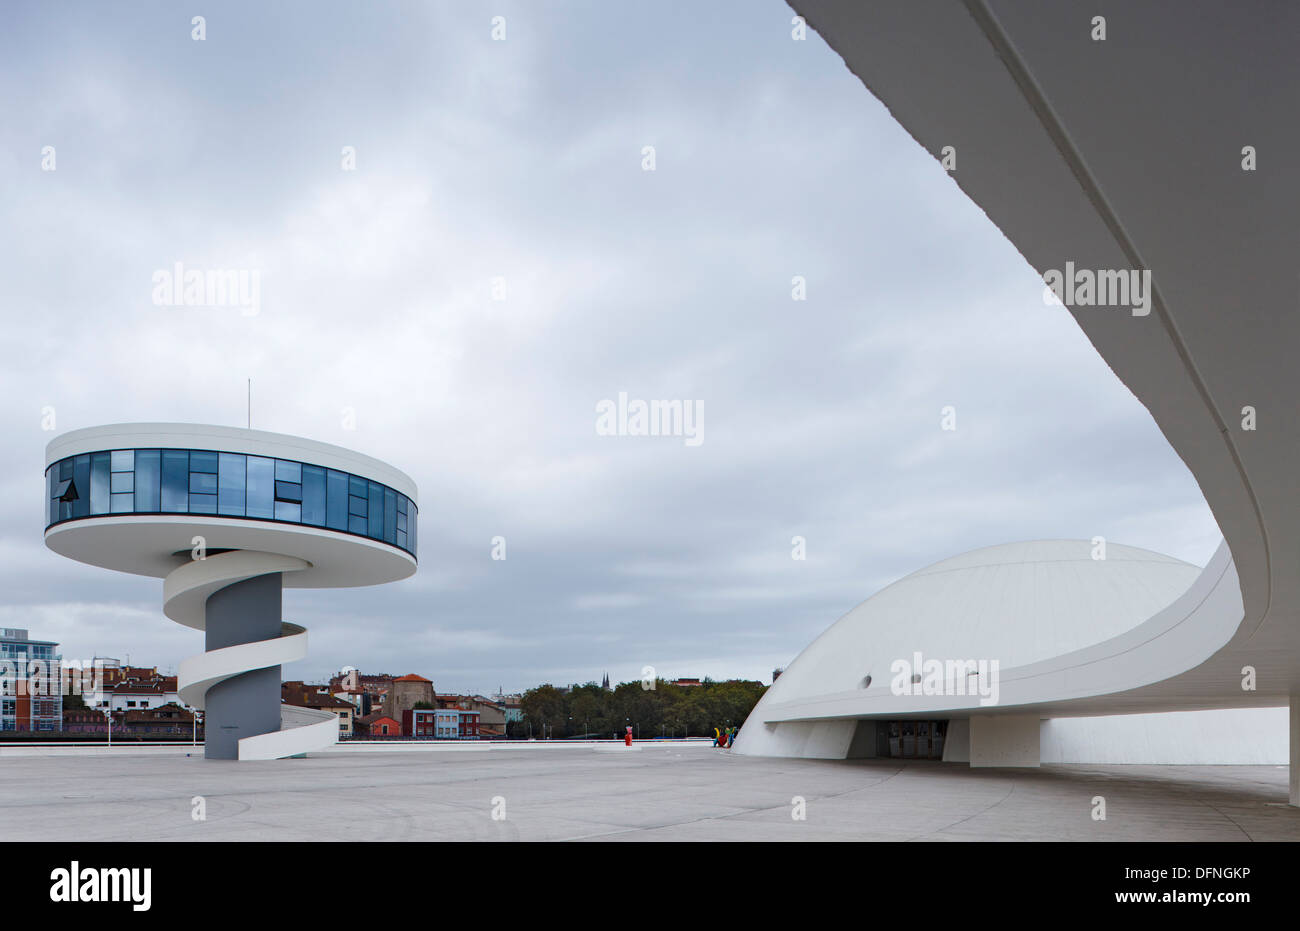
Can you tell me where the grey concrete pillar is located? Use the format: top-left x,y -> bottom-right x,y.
203,572 -> 283,760
846,720 -> 878,758
1291,696 -> 1299,807
943,718 -> 971,763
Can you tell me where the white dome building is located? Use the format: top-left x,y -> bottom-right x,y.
734,540 -> 1287,764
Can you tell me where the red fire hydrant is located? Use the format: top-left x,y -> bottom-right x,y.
624,726 -> 633,746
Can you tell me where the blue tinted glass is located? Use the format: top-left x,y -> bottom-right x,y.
59,459 -> 73,481
348,475 -> 368,498
349,495 -> 367,517
189,472 -> 217,495
383,489 -> 397,544
110,450 -> 134,472
90,452 -> 110,514
189,450 -> 218,473
135,450 -> 160,512
326,470 -> 348,530
397,529 -> 407,549
397,511 -> 407,532
410,503 -> 417,556
275,460 -> 301,482
397,495 -> 407,515
110,471 -> 133,493
348,514 -> 367,535
161,450 -> 188,512
301,466 -> 326,526
110,492 -> 133,513
246,456 -> 273,518
368,482 -> 384,538
190,493 -> 217,514
274,481 -> 302,502
218,453 -> 246,516
274,501 -> 301,522
47,468 -> 56,525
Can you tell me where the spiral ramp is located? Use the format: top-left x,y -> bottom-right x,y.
165,550 -> 340,761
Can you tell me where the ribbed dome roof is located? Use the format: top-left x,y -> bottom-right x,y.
769,540 -> 1200,699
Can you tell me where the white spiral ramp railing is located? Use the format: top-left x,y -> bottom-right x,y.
165,550 -> 339,761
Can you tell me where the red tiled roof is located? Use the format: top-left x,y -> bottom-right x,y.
112,682 -> 169,694
357,712 -> 399,725
121,702 -> 194,723
392,674 -> 431,683
284,694 -> 353,711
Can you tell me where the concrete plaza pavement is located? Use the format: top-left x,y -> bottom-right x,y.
0,743 -> 1296,841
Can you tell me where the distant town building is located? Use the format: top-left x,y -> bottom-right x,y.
404,708 -> 443,738
282,681 -> 355,737
356,713 -> 401,737
329,671 -> 395,718
502,700 -> 523,725
773,668 -> 784,682
459,696 -> 506,737
109,678 -> 180,713
62,707 -> 109,734
387,674 -> 434,724
670,678 -> 703,688
83,665 -> 182,713
0,628 -> 62,732
457,709 -> 480,738
119,703 -> 195,737
62,702 -> 199,738
403,707 -> 477,739
333,687 -> 369,716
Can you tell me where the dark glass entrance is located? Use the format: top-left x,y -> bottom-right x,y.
881,720 -> 947,759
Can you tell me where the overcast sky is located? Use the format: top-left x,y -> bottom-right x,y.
0,1 -> 1222,695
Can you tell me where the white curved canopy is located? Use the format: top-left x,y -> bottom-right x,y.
738,2 -> 1299,758
767,540 -> 1200,701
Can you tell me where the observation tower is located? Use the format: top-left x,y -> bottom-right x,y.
43,423 -> 417,760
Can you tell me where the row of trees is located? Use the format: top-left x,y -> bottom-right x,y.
511,678 -> 767,739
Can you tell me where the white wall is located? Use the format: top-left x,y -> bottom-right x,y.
109,693 -> 179,713
970,714 -> 1039,767
1041,707 -> 1288,764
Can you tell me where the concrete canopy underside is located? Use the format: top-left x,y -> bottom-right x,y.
749,0 -> 1299,730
